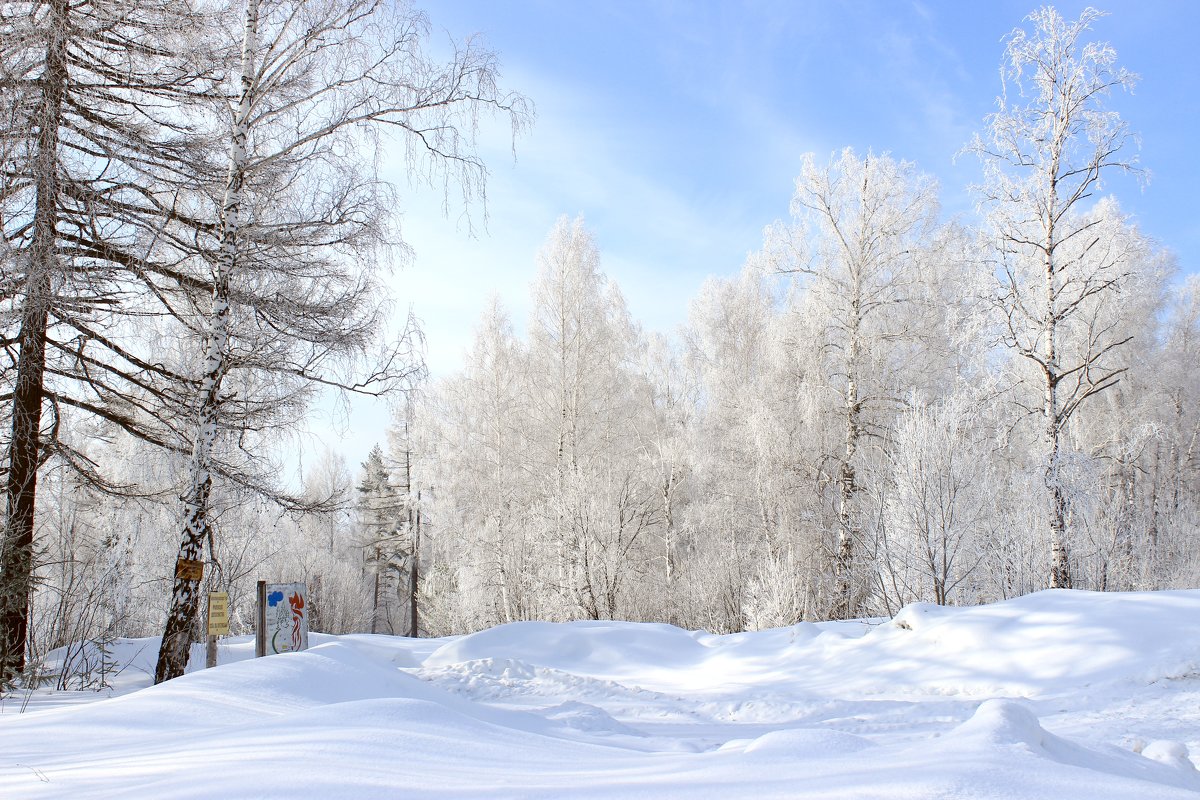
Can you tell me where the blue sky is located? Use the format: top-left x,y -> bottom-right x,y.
310,0 -> 1200,470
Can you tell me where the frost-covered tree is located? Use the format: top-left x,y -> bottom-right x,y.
525,217 -> 655,621
154,0 -> 529,682
0,0 -> 217,682
386,410 -> 426,638
681,261 -> 807,630
634,332 -> 695,621
967,6 -> 1140,590
1132,276 -> 1199,587
767,149 -> 938,619
424,218 -> 658,626
290,449 -> 369,634
425,299 -> 537,627
357,444 -> 405,634
881,390 -> 997,608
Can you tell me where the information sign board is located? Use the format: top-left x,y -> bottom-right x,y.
262,583 -> 308,654
175,558 -> 204,581
207,592 -> 230,636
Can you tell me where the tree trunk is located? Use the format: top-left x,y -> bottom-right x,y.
371,553 -> 381,634
1043,202 -> 1071,590
832,303 -> 862,620
833,457 -> 856,619
0,0 -> 68,683
662,471 -> 676,620
409,493 -> 420,638
154,0 -> 257,684
1046,413 -> 1071,589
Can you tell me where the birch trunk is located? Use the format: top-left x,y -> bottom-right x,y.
154,0 -> 258,683
970,8 -> 1138,592
1043,160 -> 1071,590
832,301 -> 861,619
410,492 -> 420,638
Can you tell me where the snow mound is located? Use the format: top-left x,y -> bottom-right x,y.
953,699 -> 1047,747
419,591 -> 1200,701
742,727 -> 874,758
425,620 -> 710,675
890,601 -> 956,631
835,589 -> 1200,696
947,698 -> 1200,794
540,700 -> 644,736
1143,740 -> 1199,772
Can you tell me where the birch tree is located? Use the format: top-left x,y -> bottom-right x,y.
768,148 -> 937,619
683,262 -> 811,630
153,0 -> 529,682
967,6 -> 1139,589
881,391 -> 995,608
426,300 -> 536,626
635,333 -> 694,620
525,217 -> 654,621
1153,278 -> 1200,583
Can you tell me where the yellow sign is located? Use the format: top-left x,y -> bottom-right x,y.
175,558 -> 204,581
207,591 -> 230,636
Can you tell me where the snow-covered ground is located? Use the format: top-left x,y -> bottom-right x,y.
1,589 -> 1199,798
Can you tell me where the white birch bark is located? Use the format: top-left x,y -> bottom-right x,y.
154,0 -> 258,683
775,149 -> 936,619
968,7 -> 1138,590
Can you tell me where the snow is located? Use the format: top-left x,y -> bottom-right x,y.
2,590 -> 1199,798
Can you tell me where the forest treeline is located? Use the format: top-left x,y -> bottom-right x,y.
4,3 -> 1197,685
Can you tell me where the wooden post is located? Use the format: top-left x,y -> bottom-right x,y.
206,635 -> 217,669
255,580 -> 266,658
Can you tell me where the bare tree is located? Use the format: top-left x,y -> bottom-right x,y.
0,0 -> 217,683
768,148 -> 937,619
967,6 -> 1139,589
152,0 -> 529,682
526,217 -> 655,621
881,391 -> 994,607
424,299 -> 536,627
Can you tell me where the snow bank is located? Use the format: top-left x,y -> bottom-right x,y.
1,589 -> 1198,798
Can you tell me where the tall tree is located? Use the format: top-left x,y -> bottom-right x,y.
967,6 -> 1139,589
387,406 -> 423,637
0,0 -> 215,682
526,217 -> 654,621
153,0 -> 529,682
682,262 -> 804,630
1154,278 -> 1200,580
357,444 -> 404,634
635,333 -> 694,621
767,148 -> 937,619
426,299 -> 535,627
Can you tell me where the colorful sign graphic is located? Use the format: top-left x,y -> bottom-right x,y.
263,582 -> 308,654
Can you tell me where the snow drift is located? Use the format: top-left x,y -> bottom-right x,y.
1,589 -> 1198,798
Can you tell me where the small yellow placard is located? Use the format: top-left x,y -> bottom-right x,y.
175,558 -> 204,581
207,591 -> 230,636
